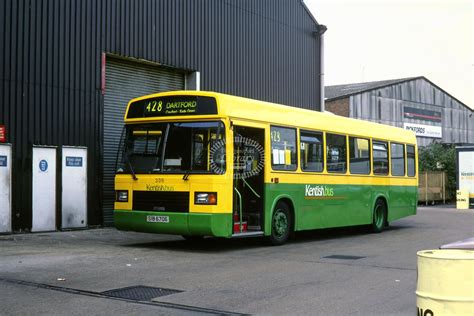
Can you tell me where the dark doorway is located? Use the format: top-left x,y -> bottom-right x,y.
232,126 -> 265,234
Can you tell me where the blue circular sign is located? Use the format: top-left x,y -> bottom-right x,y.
39,159 -> 48,172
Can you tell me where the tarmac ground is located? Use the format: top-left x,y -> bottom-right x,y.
1,205 -> 473,315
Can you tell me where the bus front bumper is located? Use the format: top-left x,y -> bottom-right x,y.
114,210 -> 232,237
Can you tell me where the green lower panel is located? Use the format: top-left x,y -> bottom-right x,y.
263,183 -> 417,235
116,183 -> 417,238
114,210 -> 232,237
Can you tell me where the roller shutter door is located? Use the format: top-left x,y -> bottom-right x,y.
103,58 -> 184,225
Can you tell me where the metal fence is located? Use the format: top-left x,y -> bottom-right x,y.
418,171 -> 446,204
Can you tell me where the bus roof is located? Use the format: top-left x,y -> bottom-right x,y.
125,90 -> 417,144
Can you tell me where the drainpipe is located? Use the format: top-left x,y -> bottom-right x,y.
314,24 -> 327,112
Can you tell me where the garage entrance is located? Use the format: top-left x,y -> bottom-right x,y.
103,57 -> 185,224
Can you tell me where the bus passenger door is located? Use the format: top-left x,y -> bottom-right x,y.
231,124 -> 265,235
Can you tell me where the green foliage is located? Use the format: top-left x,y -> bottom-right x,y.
418,143 -> 456,199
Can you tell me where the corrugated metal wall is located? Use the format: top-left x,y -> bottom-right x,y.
350,78 -> 474,147
0,0 -> 322,229
103,58 -> 185,224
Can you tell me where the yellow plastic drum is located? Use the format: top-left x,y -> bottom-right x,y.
417,250 -> 474,315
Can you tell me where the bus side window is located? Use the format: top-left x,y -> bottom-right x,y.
349,137 -> 370,174
271,126 -> 297,171
326,133 -> 347,173
407,145 -> 416,177
373,141 -> 389,175
391,143 -> 405,176
300,130 -> 323,172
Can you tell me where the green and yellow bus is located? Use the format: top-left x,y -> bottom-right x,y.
114,91 -> 418,245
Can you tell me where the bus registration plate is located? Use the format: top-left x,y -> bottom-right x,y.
146,215 -> 169,223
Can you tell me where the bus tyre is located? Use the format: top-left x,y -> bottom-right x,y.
371,199 -> 387,233
269,202 -> 292,246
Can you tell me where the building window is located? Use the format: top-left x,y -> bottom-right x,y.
271,126 -> 297,171
326,133 -> 347,173
300,131 -> 324,172
391,143 -> 405,176
349,137 -> 370,174
407,145 -> 416,177
373,141 -> 389,175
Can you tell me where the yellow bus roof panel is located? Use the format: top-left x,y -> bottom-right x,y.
124,91 -> 416,144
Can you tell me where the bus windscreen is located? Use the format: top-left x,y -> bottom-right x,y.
118,121 -> 225,174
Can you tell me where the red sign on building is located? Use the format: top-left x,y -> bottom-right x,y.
0,125 -> 6,143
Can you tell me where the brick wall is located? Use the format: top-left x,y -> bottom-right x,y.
325,98 -> 350,117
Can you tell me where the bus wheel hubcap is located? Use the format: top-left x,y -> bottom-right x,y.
274,211 -> 288,237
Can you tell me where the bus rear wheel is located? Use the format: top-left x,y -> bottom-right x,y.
371,199 -> 387,233
269,201 -> 292,246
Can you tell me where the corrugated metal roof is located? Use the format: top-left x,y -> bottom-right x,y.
325,77 -> 420,100
325,76 -> 473,112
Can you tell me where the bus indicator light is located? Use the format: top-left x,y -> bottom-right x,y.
208,193 -> 217,205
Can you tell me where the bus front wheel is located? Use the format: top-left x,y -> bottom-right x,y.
269,201 -> 292,246
371,199 -> 387,233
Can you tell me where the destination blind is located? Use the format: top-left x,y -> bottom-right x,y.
126,96 -> 218,118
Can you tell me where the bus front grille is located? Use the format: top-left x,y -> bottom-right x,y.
133,191 -> 189,213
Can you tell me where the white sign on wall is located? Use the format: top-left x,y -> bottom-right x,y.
458,150 -> 474,195
0,144 -> 12,233
403,123 -> 442,138
32,146 -> 57,232
62,146 -> 87,229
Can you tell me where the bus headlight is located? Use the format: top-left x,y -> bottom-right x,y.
116,190 -> 129,202
194,192 -> 217,205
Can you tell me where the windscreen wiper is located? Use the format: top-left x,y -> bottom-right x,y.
125,152 -> 138,181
